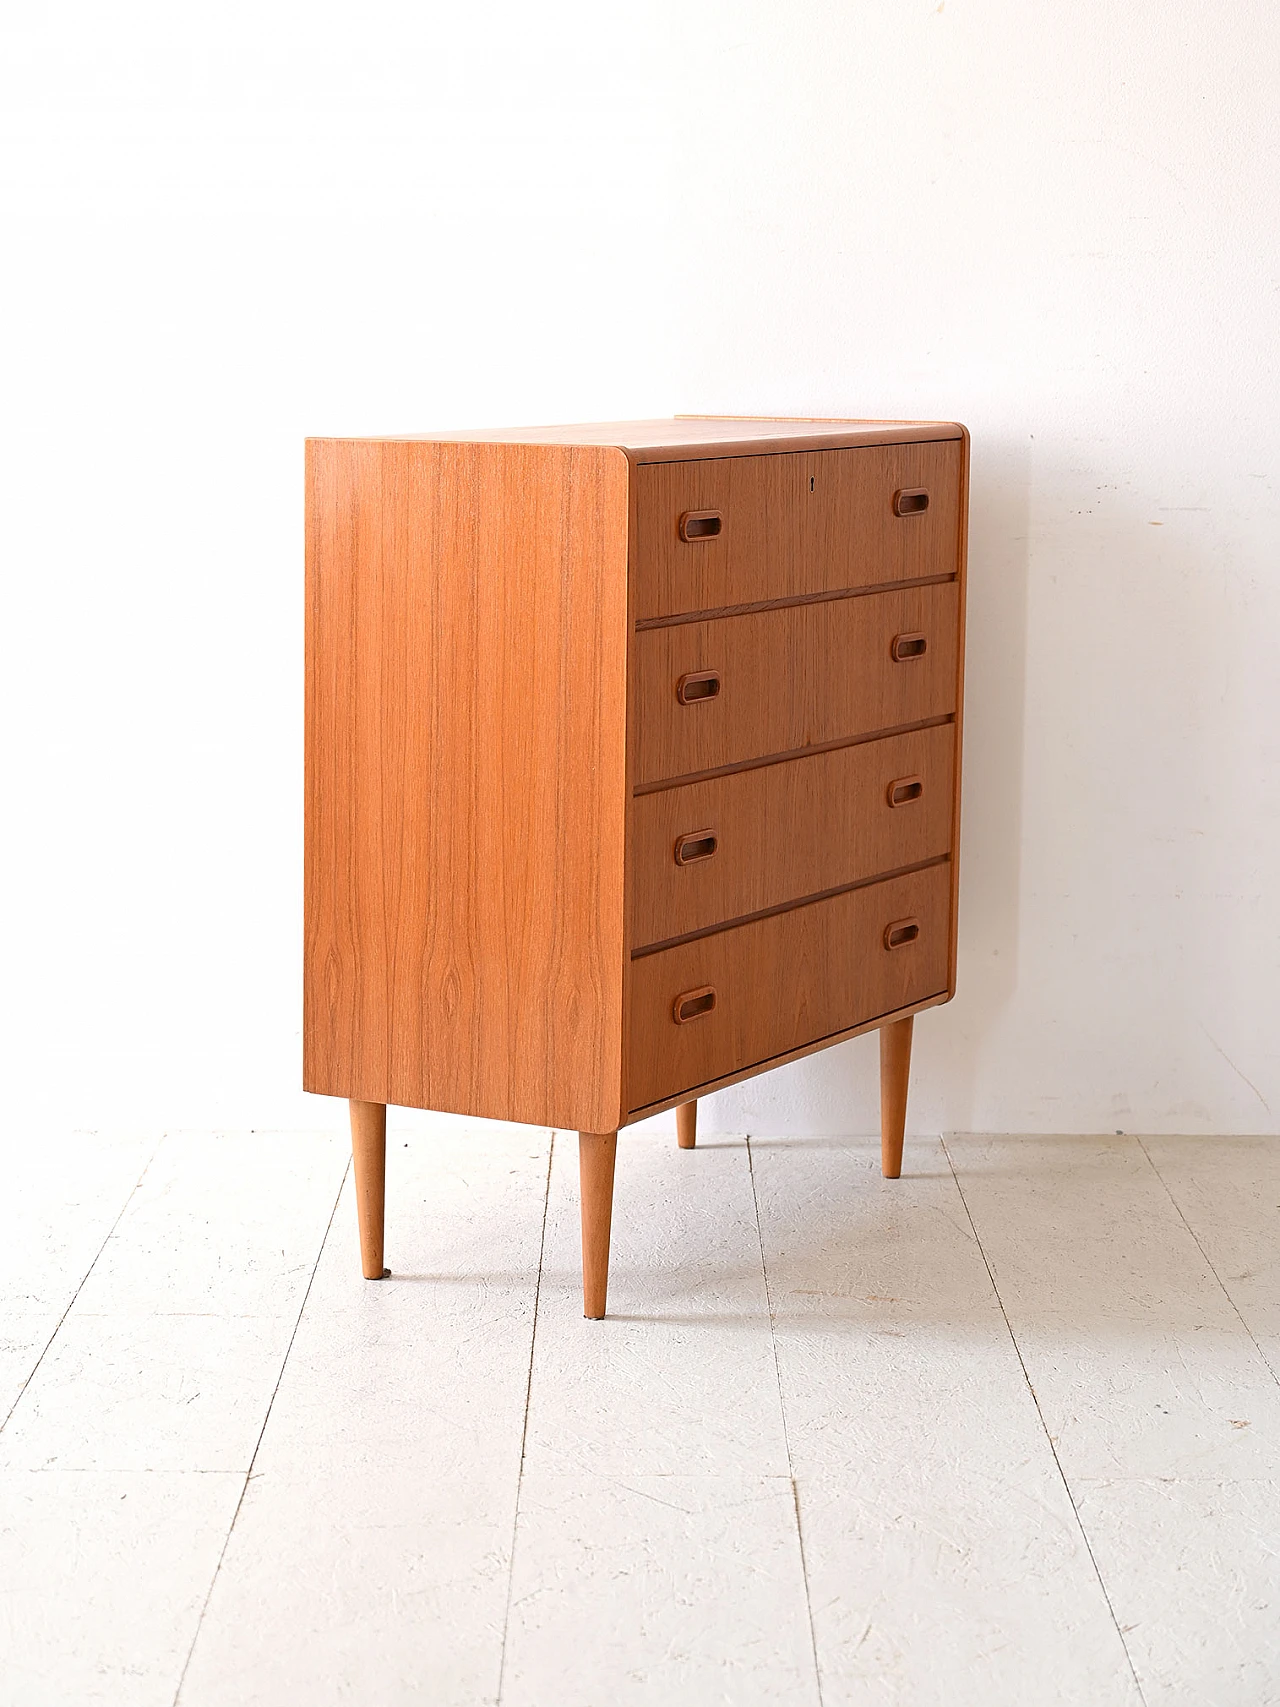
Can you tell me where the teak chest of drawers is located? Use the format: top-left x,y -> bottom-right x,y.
304,416 -> 969,1316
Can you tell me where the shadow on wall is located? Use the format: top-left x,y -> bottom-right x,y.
704,431 -> 1033,1136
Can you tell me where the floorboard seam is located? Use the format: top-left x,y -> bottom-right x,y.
940,1135 -> 1149,1707
746,1134 -> 825,1707
0,1136 -> 163,1435
494,1128 -> 556,1707
170,1155 -> 350,1707
1136,1136 -> 1280,1390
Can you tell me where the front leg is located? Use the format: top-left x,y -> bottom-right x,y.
349,1100 -> 389,1278
879,1017 -> 914,1179
578,1131 -> 618,1319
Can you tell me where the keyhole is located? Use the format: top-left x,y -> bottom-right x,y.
810,476 -> 815,492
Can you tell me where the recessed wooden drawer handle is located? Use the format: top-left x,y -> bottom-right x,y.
890,632 -> 927,662
676,670 -> 721,704
674,829 -> 718,865
887,775 -> 924,807
679,509 -> 723,541
673,985 -> 717,1023
883,917 -> 921,950
893,488 -> 930,516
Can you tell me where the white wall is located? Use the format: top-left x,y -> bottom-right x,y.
2,1 -> 1277,1136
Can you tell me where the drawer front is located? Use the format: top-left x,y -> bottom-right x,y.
632,581 -> 959,786
630,724 -> 955,949
634,439 -> 962,621
627,864 -> 951,1113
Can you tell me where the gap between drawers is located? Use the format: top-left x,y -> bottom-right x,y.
632,714 -> 956,796
629,852 -> 952,959
633,570 -> 958,631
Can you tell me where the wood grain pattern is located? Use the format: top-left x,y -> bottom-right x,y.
630,724 -> 955,948
634,441 -> 962,620
304,439 -> 630,1133
626,864 -> 951,1114
631,581 -> 960,787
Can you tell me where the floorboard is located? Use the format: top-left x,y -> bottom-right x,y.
2,1128 -> 1279,1705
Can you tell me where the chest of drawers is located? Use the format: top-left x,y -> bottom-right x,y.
304,417 -> 969,1316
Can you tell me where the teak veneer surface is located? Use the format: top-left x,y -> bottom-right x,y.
634,441 -> 962,620
631,581 -> 960,787
630,724 -> 956,949
626,863 -> 951,1113
304,439 -> 629,1133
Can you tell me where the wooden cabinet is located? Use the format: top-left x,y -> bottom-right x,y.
305,417 -> 969,1315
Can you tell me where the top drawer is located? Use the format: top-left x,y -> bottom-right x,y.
633,438 -> 962,621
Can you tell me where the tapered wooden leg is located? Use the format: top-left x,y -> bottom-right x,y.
349,1100 -> 389,1278
879,1016 -> 914,1179
578,1130 -> 618,1319
676,1100 -> 697,1149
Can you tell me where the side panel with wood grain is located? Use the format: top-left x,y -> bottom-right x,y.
304,439 -> 630,1131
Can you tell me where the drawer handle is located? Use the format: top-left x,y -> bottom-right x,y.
887,775 -> 924,807
673,986 -> 717,1024
893,488 -> 930,516
679,509 -> 723,541
676,670 -> 721,704
884,917 -> 921,951
891,632 -> 927,662
674,829 -> 718,865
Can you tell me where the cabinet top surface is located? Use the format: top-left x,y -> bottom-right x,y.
307,416 -> 966,462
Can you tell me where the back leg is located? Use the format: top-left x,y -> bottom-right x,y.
676,1100 -> 697,1150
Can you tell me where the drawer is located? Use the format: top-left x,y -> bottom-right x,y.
632,580 -> 959,786
627,863 -> 951,1113
630,724 -> 955,949
634,439 -> 962,621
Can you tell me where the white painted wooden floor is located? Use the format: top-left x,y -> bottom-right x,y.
2,1126 -> 1278,1705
